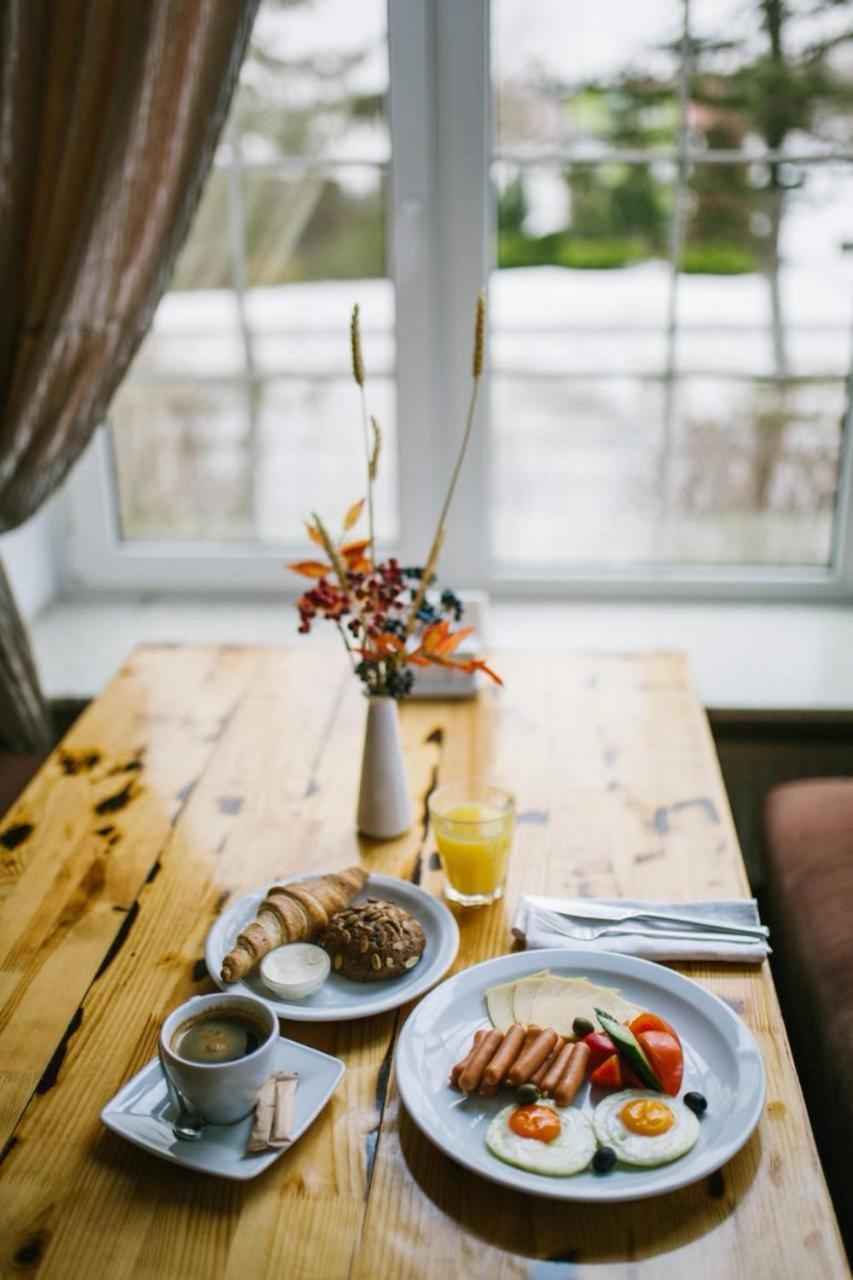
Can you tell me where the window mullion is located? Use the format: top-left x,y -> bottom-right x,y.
432,0 -> 490,589
658,0 -> 692,561
387,0 -> 441,567
225,121 -> 260,541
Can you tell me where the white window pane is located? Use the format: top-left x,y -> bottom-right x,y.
493,0 -> 681,154
690,0 -> 853,153
109,1 -> 396,549
241,167 -> 387,286
235,0 -> 389,163
111,382 -> 252,540
677,162 -> 853,377
254,376 -> 398,543
492,376 -> 665,566
246,279 -> 393,377
666,377 -> 843,566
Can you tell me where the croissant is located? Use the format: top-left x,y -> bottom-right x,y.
220,866 -> 367,983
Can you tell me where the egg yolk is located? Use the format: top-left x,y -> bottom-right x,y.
508,1104 -> 562,1144
620,1098 -> 675,1137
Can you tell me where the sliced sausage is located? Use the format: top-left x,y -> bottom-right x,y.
506,1027 -> 559,1087
540,1042 -> 576,1096
553,1040 -> 590,1106
450,1029 -> 487,1087
479,1023 -> 526,1096
458,1028 -> 504,1094
528,1035 -> 565,1087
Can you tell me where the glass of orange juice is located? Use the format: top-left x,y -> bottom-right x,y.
428,782 -> 516,906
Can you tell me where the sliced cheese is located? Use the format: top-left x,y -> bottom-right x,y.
511,975 -> 547,1026
529,976 -> 642,1039
485,970 -> 548,1029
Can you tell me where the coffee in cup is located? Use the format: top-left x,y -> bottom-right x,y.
159,993 -> 277,1125
171,1008 -> 268,1065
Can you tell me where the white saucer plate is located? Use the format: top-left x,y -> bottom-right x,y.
100,1036 -> 344,1180
205,873 -> 460,1022
395,948 -> 766,1203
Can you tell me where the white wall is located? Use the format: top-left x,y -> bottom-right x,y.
0,499 -> 60,622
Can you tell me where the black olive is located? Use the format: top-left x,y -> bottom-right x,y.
514,1082 -> 541,1104
572,1017 -> 595,1039
592,1146 -> 617,1174
683,1091 -> 708,1115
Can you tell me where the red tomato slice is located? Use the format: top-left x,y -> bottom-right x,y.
589,1053 -> 623,1090
636,1030 -> 683,1096
630,1012 -> 681,1047
583,1031 -> 616,1071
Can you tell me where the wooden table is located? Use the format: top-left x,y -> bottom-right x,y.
0,646 -> 846,1279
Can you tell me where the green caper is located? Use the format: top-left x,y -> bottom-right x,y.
514,1082 -> 541,1104
572,1016 -> 595,1039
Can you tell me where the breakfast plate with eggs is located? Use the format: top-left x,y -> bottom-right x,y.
394,948 -> 765,1201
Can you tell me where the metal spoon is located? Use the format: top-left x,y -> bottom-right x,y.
158,1048 -> 206,1141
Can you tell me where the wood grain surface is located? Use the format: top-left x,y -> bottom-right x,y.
0,647 -> 846,1280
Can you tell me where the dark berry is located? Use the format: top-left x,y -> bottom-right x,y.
592,1146 -> 617,1174
683,1092 -> 707,1116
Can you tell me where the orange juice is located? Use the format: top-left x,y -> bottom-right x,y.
429,785 -> 516,905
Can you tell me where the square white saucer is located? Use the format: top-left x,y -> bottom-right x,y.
100,1037 -> 344,1180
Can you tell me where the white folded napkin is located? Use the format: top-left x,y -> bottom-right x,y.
512,896 -> 770,964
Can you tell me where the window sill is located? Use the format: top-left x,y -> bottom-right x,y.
28,593 -> 853,714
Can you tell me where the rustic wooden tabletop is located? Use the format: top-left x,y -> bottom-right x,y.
0,646 -> 846,1279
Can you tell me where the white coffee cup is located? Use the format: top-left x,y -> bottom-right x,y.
159,993 -> 278,1125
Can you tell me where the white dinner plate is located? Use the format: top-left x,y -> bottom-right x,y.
205,873 -> 459,1022
100,1036 -> 344,1180
395,948 -> 766,1202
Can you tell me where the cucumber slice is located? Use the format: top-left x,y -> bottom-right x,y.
594,1009 -> 662,1091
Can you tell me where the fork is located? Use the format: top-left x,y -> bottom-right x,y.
534,907 -> 765,946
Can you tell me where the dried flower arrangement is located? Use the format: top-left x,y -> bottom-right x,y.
288,292 -> 501,699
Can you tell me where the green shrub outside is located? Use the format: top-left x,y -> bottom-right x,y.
497,230 -> 760,275
680,243 -> 761,275
498,230 -> 657,271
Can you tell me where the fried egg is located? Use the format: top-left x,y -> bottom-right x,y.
593,1090 -> 700,1167
486,1102 -> 596,1176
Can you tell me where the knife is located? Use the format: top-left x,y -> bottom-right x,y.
523,896 -> 769,940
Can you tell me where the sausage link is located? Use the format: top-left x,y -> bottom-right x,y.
506,1027 -> 559,1087
553,1041 -> 590,1106
458,1028 -> 504,1094
529,1038 -> 565,1088
479,1023 -> 526,1096
540,1042 -> 576,1096
450,1029 -> 487,1087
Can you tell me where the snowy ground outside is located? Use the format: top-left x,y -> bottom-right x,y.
111,256 -> 851,568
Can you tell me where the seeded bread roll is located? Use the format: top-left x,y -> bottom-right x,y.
319,899 -> 425,981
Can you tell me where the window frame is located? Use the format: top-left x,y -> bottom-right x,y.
61,0 -> 853,602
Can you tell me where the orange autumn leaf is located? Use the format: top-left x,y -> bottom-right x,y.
373,633 -> 403,656
305,522 -> 324,547
343,498 -> 365,531
414,652 -> 503,686
435,624 -> 474,656
403,653 -> 431,667
356,648 -> 384,664
288,560 -> 332,579
341,538 -> 371,561
420,620 -> 450,655
469,658 -> 503,685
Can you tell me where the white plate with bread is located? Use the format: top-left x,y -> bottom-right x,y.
205,869 -> 459,1021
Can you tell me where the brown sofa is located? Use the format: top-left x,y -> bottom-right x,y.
0,752 -> 44,820
763,778 -> 853,1255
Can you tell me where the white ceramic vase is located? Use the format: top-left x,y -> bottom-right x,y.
357,696 -> 412,839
